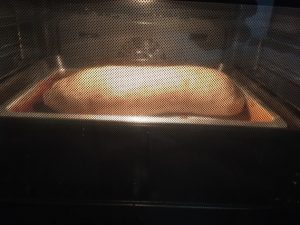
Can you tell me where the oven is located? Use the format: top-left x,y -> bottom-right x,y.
0,0 -> 299,224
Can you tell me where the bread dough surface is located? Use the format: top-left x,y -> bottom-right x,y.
43,66 -> 246,116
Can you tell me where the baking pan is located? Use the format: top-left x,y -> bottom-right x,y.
2,68 -> 287,128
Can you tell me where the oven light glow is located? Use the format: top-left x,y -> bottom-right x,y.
128,116 -> 152,123
77,66 -> 221,100
56,55 -> 65,73
132,0 -> 155,5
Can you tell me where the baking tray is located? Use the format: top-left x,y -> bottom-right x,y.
2,69 -> 287,128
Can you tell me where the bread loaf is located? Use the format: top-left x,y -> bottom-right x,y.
43,66 -> 246,116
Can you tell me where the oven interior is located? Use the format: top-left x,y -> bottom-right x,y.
0,0 -> 299,128
0,1 -> 299,223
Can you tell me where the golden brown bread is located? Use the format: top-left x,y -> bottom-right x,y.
43,66 -> 246,116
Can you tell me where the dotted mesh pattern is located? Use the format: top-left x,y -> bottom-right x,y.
43,66 -> 247,120
39,1 -> 250,121
2,1 -> 298,127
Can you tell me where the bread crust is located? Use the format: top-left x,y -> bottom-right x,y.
43,66 -> 246,116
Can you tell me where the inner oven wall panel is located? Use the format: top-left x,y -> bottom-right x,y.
0,0 -> 49,81
233,6 -> 300,110
254,7 -> 300,110
53,2 -> 239,68
0,3 -> 22,79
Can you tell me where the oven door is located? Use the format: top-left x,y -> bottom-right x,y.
0,0 -> 299,224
